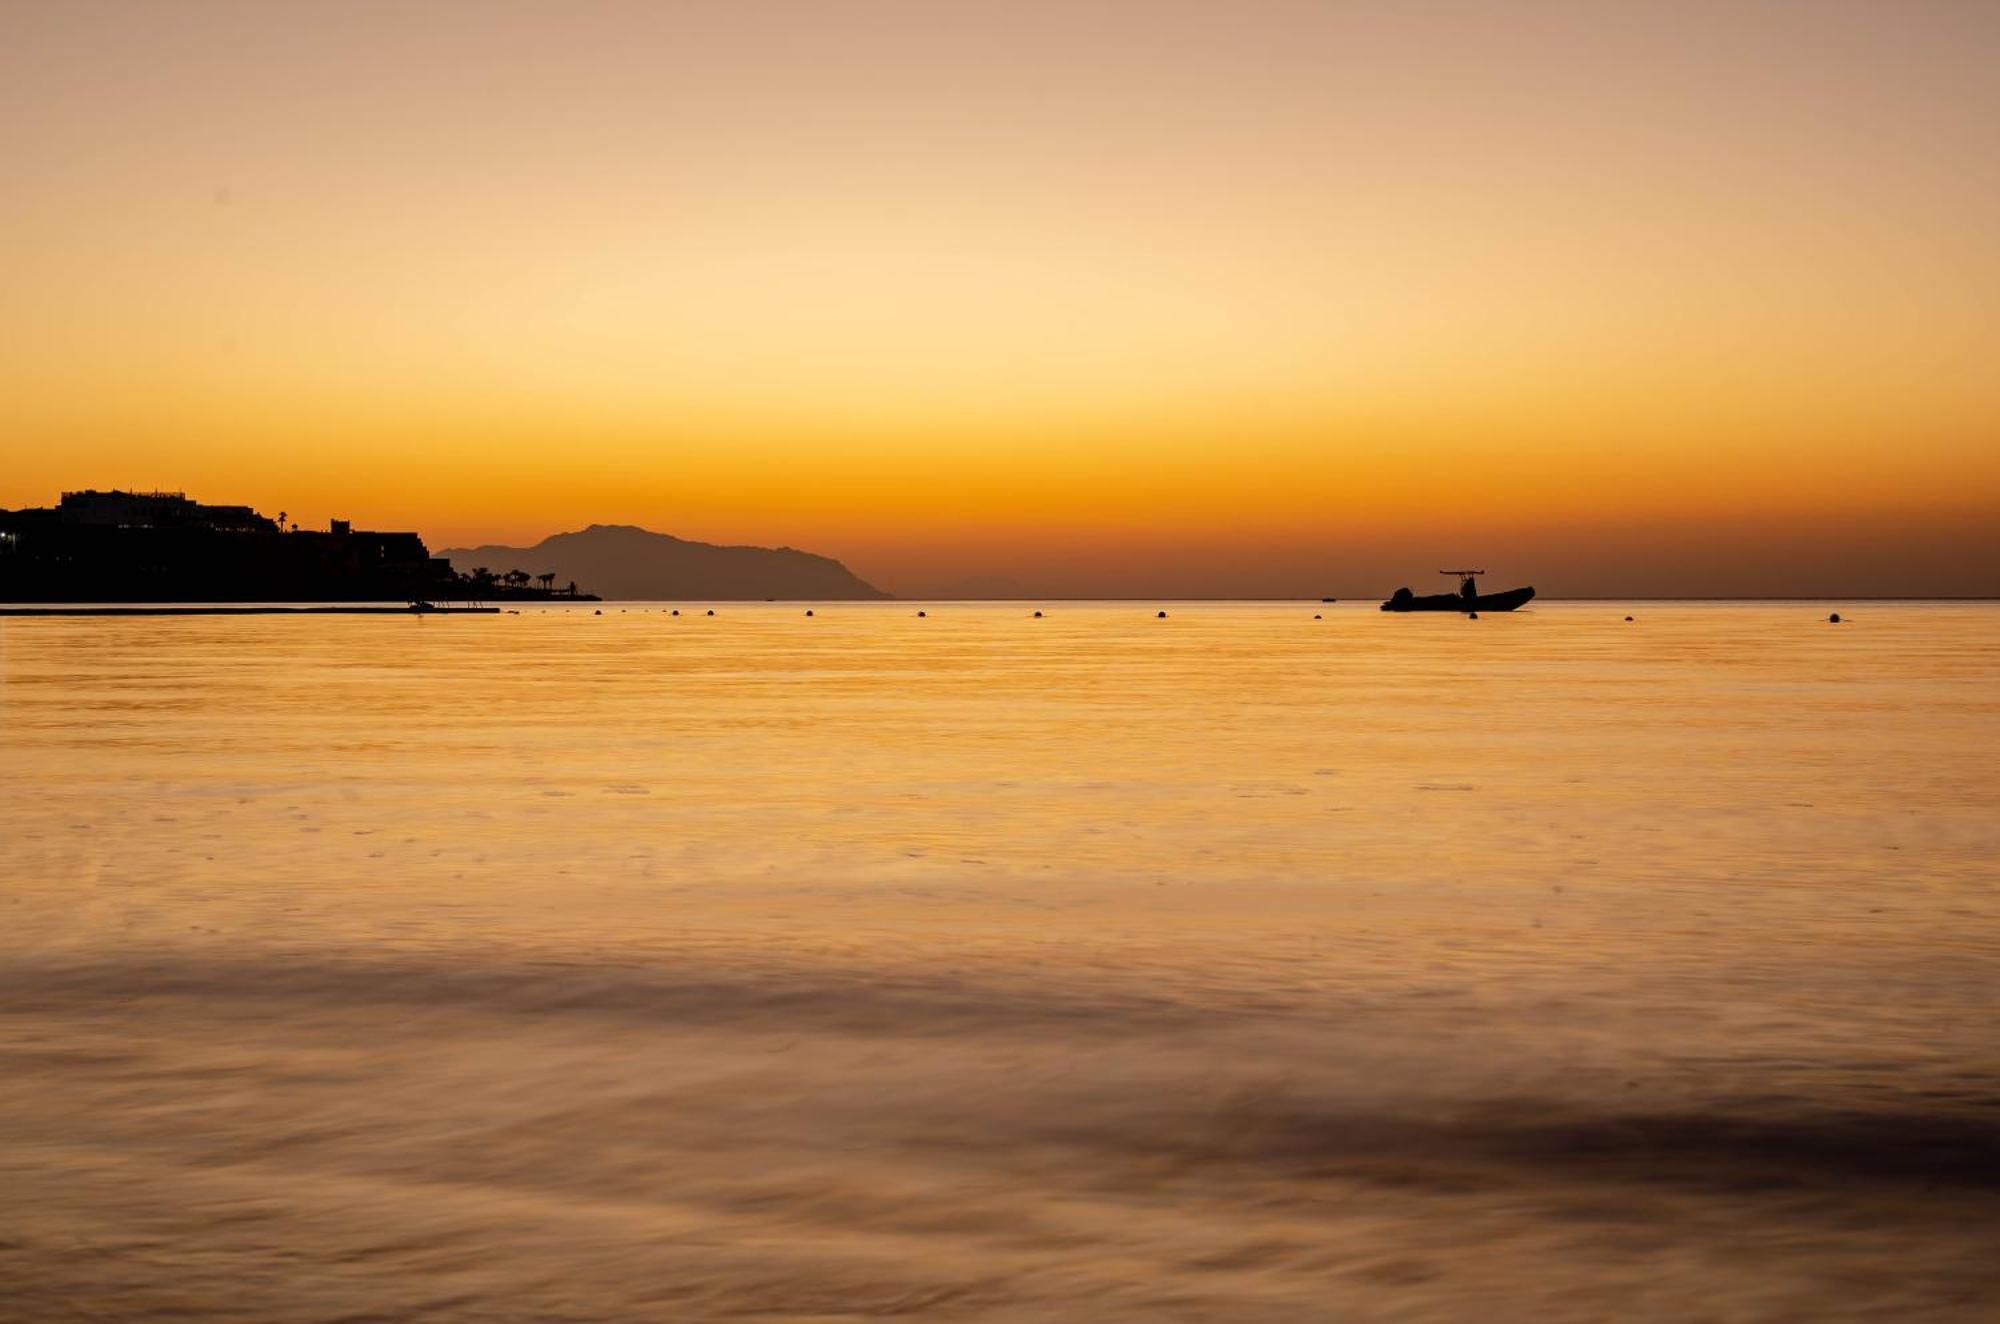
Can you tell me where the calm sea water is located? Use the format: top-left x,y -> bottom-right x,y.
3,602 -> 1998,1321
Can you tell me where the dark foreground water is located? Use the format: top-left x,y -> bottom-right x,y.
3,603 -> 1997,1320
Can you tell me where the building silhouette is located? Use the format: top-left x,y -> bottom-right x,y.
0,490 -> 465,602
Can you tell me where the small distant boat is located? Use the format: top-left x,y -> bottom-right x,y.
1381,570 -> 1534,613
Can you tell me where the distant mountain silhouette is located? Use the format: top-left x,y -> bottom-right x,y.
438,524 -> 889,600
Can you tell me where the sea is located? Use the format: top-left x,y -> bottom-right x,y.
3,601 -> 1997,1321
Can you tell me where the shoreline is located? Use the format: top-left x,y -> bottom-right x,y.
0,606 -> 502,617
4,599 -> 1996,617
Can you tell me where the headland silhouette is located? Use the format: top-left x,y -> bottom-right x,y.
439,524 -> 889,601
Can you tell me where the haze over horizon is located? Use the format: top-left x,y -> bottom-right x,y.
5,1 -> 1997,597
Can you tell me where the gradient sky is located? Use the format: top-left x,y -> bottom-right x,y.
3,0 -> 1996,596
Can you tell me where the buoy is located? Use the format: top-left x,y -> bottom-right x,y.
594,609 -> 602,615
1469,612 -> 1479,620
1829,612 -> 1842,623
1033,610 -> 1043,618
1625,615 -> 1634,621
1157,610 -> 1167,618
706,609 -> 715,616
671,609 -> 679,616
916,610 -> 926,617
805,609 -> 814,617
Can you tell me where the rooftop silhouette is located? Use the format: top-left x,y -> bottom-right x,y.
0,490 -> 596,604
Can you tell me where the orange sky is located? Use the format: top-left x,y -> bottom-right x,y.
3,1 -> 1997,596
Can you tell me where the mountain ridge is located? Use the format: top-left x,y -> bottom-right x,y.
439,524 -> 890,600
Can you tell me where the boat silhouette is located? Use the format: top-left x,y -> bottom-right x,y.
1381,570 -> 1535,613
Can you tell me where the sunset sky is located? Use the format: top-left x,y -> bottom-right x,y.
3,1 -> 1996,596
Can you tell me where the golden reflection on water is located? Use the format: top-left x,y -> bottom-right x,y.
3,603 -> 1998,1320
